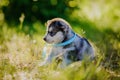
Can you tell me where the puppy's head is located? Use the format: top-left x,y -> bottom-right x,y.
43,18 -> 71,44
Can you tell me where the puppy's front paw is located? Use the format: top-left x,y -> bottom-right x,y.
55,56 -> 62,63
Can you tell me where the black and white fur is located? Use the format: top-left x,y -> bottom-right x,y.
41,18 -> 95,67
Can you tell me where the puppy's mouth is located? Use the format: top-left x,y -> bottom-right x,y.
45,41 -> 54,44
44,38 -> 63,44
43,38 -> 54,44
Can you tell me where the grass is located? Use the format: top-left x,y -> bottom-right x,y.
0,20 -> 120,80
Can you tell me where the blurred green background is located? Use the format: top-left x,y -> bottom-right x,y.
0,0 -> 120,80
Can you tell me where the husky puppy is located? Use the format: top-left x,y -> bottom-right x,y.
41,18 -> 95,67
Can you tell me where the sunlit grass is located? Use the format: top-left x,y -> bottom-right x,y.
0,21 -> 120,80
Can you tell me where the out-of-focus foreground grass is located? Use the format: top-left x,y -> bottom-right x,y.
0,20 -> 120,80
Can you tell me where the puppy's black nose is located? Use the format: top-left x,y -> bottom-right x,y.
43,37 -> 46,41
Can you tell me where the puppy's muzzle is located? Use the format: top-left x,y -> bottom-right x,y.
43,37 -> 47,41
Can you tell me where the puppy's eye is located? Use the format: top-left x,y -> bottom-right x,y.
48,31 -> 56,36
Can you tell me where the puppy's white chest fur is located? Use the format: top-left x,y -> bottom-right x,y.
52,47 -> 64,55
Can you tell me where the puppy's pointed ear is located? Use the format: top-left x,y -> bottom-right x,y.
45,20 -> 50,27
61,25 -> 69,33
59,22 -> 69,33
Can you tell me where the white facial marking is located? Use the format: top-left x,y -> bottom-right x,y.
48,27 -> 53,32
45,31 -> 64,44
